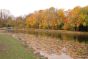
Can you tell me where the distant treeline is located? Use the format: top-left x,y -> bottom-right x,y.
0,6 -> 88,31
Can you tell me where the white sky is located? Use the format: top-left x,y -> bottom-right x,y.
0,0 -> 88,16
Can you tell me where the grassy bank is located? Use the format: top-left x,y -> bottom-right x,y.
0,33 -> 37,59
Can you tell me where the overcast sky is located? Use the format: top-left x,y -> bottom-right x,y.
0,0 -> 88,16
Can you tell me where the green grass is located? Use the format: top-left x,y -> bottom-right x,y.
0,33 -> 36,59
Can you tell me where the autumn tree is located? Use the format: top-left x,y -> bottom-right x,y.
14,16 -> 25,28
25,6 -> 88,31
57,9 -> 65,29
26,13 -> 39,28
